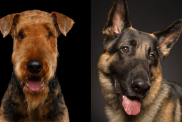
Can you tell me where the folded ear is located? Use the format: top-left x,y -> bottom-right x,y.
51,12 -> 74,37
103,0 -> 131,38
154,19 -> 182,59
0,13 -> 20,38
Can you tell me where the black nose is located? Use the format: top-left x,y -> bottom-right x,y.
27,60 -> 43,74
131,79 -> 150,95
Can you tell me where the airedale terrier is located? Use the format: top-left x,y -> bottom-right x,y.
0,10 -> 74,122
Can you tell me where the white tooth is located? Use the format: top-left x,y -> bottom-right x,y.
115,79 -> 117,88
41,82 -> 44,87
123,95 -> 125,99
41,78 -> 44,84
26,83 -> 28,87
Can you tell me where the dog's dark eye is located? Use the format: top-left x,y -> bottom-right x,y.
121,46 -> 129,53
149,54 -> 155,61
18,30 -> 25,40
47,31 -> 53,39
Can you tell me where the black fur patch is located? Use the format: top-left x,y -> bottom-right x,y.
2,72 -> 25,121
46,76 -> 65,121
46,92 -> 64,120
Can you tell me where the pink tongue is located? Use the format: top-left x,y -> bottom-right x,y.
28,80 -> 41,91
122,95 -> 141,115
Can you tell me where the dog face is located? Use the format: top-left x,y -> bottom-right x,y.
12,11 -> 59,92
98,0 -> 182,115
0,10 -> 74,92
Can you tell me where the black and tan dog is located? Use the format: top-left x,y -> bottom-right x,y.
98,0 -> 182,121
0,10 -> 74,122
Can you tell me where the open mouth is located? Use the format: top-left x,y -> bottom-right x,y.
113,77 -> 141,115
26,76 -> 44,91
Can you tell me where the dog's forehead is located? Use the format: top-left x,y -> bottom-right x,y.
139,31 -> 157,44
121,28 -> 156,44
16,10 -> 54,31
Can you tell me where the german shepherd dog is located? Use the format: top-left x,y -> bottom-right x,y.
98,0 -> 182,121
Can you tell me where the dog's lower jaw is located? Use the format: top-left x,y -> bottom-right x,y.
113,76 -> 142,115
23,83 -> 49,113
26,82 -> 44,91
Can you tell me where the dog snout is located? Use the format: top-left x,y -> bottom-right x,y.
27,60 -> 43,74
131,79 -> 150,96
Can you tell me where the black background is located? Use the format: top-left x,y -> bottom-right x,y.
0,0 -> 90,122
92,0 -> 182,122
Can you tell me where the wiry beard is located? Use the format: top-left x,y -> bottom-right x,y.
23,84 -> 49,113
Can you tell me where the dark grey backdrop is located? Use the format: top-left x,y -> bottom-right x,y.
91,0 -> 182,122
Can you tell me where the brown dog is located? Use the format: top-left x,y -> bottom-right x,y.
0,10 -> 74,122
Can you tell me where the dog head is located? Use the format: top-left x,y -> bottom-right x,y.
98,0 -> 182,115
0,10 -> 74,91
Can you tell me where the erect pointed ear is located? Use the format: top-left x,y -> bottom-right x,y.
51,12 -> 74,37
103,0 -> 131,38
154,19 -> 182,59
0,13 -> 20,38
